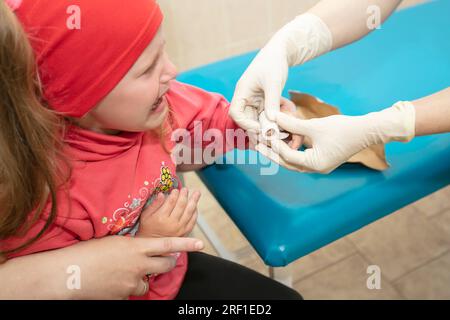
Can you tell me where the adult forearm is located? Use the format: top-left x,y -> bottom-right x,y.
309,0 -> 402,50
413,87 -> 450,136
0,250 -> 72,299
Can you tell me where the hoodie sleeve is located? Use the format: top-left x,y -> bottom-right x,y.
166,81 -> 249,156
1,198 -> 93,259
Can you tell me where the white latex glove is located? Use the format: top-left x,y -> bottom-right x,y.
229,13 -> 333,132
256,101 -> 416,174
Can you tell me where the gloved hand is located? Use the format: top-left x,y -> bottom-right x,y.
256,101 -> 416,173
229,13 -> 333,132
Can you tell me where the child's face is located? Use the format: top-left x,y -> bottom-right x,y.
74,27 -> 177,134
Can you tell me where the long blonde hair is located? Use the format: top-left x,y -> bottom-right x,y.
0,1 -> 72,260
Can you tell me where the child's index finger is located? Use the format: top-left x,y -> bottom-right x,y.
289,134 -> 304,150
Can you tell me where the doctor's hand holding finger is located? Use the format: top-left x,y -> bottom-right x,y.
257,88 -> 450,173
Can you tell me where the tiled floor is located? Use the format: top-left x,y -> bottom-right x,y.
183,172 -> 450,299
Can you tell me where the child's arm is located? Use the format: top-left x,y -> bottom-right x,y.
168,81 -> 302,172
136,188 -> 200,238
176,97 -> 303,171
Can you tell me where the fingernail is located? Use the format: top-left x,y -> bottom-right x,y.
195,241 -> 204,250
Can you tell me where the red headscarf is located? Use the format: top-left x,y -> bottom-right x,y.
13,0 -> 163,118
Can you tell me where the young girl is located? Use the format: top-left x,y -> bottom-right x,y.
0,0 -> 301,300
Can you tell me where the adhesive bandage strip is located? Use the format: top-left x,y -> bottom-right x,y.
259,111 -> 289,140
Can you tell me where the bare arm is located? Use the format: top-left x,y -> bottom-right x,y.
0,249 -> 73,299
0,236 -> 203,299
414,87 -> 450,136
309,0 -> 402,50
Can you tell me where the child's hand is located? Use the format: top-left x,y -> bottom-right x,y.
136,188 -> 201,238
280,97 -> 304,150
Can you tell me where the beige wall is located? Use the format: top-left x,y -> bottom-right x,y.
159,0 -> 427,72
